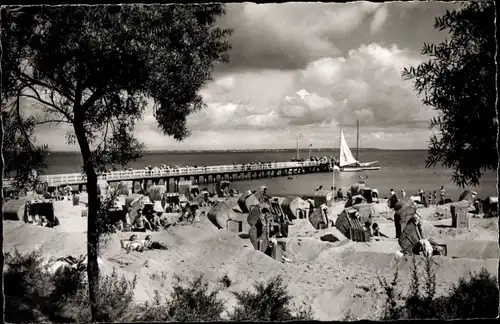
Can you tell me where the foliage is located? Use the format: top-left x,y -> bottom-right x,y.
230,275 -> 314,321
376,256 -> 499,320
440,268 -> 499,319
4,249 -> 52,322
95,182 -> 126,253
4,249 -> 137,323
402,1 -> 496,187
1,7 -> 49,194
133,275 -> 226,322
1,109 -> 49,193
5,251 -> 318,322
63,269 -> 138,322
2,5 -> 231,321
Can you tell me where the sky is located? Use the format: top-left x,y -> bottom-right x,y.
33,1 -> 463,151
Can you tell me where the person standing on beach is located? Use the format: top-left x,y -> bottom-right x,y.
401,189 -> 406,198
388,189 -> 398,209
440,186 -> 446,204
427,191 -> 433,205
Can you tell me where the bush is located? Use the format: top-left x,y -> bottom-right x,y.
61,268 -> 137,322
441,268 -> 499,319
230,275 -> 313,321
4,249 -> 52,322
4,249 -> 137,323
133,275 -> 225,322
5,251 -> 316,322
376,256 -> 499,320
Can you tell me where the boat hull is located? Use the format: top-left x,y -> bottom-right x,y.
341,166 -> 380,172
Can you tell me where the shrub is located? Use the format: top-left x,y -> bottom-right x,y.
376,256 -> 499,320
230,275 -> 313,321
4,249 -> 52,322
4,249 -> 137,323
62,269 -> 137,322
133,275 -> 225,322
442,268 -> 499,319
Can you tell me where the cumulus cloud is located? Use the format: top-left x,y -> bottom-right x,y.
190,43 -> 431,133
218,2 -> 386,71
31,2 -> 459,151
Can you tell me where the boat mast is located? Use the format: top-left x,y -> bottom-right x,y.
356,119 -> 359,161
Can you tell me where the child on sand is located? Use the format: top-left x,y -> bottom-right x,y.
372,223 -> 388,238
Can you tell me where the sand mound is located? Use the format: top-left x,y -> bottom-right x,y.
284,237 -> 344,263
429,239 -> 499,259
288,219 -> 317,237
5,198 -> 499,322
4,221 -> 88,258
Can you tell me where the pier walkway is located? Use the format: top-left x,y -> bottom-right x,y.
3,160 -> 330,192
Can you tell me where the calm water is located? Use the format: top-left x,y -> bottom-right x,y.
45,150 -> 498,200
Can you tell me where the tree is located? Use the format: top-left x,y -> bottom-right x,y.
402,1 -> 497,188
1,6 -> 48,202
2,4 -> 231,322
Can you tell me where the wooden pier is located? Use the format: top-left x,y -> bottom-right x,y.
3,160 -> 330,193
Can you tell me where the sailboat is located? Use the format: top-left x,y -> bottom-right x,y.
336,120 -> 380,172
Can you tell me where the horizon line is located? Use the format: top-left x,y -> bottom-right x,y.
47,148 -> 428,153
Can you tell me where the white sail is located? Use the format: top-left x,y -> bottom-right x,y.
339,130 -> 358,167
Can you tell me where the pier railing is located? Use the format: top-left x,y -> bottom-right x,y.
3,160 -> 324,188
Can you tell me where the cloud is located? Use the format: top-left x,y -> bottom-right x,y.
218,2 -> 385,71
31,2 -> 461,151
370,6 -> 389,34
194,42 -> 431,132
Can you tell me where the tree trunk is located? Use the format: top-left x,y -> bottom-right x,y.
1,110 -> 5,212
73,119 -> 100,322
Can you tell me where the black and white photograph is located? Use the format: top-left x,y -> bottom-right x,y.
1,1 -> 498,322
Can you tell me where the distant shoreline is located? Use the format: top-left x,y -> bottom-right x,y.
47,148 -> 428,154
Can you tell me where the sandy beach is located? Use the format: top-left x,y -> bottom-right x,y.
3,192 -> 498,321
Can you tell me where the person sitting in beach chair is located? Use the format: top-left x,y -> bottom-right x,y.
133,209 -> 152,232
45,216 -> 60,228
372,223 -> 388,238
143,235 -> 168,251
33,214 -> 42,226
40,216 -> 48,227
412,239 -> 434,257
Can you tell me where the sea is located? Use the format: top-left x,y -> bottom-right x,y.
45,149 -> 498,200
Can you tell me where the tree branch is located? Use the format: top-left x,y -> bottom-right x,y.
14,89 -> 35,151
22,85 -> 74,122
19,71 -> 75,103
